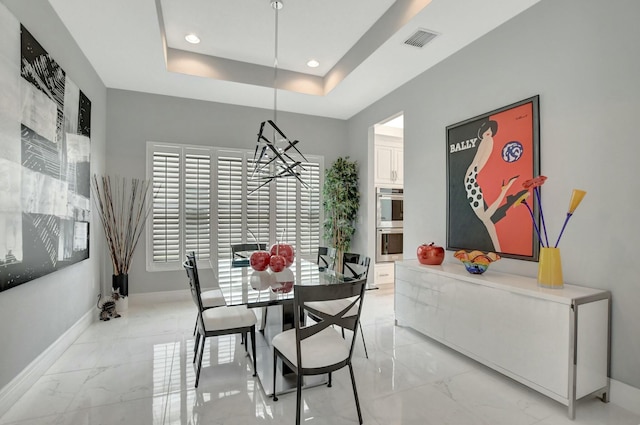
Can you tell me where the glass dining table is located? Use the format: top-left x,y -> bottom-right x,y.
199,258 -> 347,395
215,258 -> 342,302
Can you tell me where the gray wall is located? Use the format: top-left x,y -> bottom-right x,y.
0,0 -> 107,390
347,0 -> 640,389
3,0 -> 639,397
106,89 -> 349,293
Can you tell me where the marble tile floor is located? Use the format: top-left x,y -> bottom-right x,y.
1,284 -> 639,425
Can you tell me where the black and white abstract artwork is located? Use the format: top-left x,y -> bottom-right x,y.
0,4 -> 91,292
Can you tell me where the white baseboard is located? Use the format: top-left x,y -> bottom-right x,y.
129,288 -> 191,304
0,309 -> 94,418
610,379 -> 640,416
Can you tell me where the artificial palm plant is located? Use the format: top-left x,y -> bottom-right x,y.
92,175 -> 153,297
322,157 -> 360,272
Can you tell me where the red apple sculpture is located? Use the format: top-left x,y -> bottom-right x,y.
417,242 -> 445,265
270,243 -> 294,267
269,254 -> 286,273
250,250 -> 271,271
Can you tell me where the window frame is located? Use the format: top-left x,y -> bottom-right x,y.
146,141 -> 324,272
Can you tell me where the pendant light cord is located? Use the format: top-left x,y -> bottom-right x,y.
273,6 -> 279,124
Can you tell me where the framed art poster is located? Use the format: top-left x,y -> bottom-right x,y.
0,5 -> 91,293
446,96 -> 540,261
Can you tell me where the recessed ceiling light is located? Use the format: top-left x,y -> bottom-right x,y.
185,34 -> 200,44
307,59 -> 320,68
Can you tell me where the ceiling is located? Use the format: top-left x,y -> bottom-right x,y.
48,0 -> 540,120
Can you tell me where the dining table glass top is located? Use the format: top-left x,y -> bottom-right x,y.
201,258 -> 347,308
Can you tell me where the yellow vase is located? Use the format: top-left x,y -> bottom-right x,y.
537,247 -> 563,289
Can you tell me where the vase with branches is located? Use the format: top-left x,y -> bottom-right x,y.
322,157 -> 360,272
92,175 -> 153,297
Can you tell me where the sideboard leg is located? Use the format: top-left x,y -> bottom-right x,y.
568,302 -> 578,420
568,401 -> 576,420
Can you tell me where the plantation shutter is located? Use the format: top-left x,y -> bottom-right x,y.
215,153 -> 244,288
299,161 -> 321,259
184,149 -> 211,260
275,173 -> 298,249
216,153 -> 244,260
147,142 -> 322,273
246,157 -> 271,248
152,147 -> 181,263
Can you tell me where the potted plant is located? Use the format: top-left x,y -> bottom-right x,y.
323,157 -> 360,272
92,175 -> 153,301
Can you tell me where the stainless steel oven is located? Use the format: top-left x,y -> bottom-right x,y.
376,227 -> 403,263
376,188 -> 403,228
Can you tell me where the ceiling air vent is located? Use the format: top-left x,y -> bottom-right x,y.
404,29 -> 438,48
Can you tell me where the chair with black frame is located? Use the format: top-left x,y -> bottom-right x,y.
341,253 -> 371,358
271,278 -> 367,425
316,246 -> 336,272
342,253 -> 371,282
309,250 -> 371,359
231,242 -> 269,330
231,243 -> 267,268
187,252 -> 226,336
184,253 -> 257,388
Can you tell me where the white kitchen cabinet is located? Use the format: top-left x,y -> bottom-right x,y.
395,260 -> 610,419
374,262 -> 394,285
375,138 -> 403,187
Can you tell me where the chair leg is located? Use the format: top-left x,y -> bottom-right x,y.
328,372 -> 332,388
272,348 -> 279,401
359,322 -> 369,359
348,363 -> 363,425
192,317 -> 197,336
260,306 -> 268,332
250,327 -> 257,377
193,332 -> 200,363
195,336 -> 206,388
296,373 -> 303,425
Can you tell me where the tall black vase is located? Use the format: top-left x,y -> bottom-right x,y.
112,274 -> 129,297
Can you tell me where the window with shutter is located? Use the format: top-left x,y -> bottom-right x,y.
147,142 -> 323,274
184,149 -> 211,260
151,146 -> 181,264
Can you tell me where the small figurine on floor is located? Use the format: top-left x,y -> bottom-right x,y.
97,292 -> 121,321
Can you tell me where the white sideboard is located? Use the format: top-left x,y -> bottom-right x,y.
395,260 -> 610,419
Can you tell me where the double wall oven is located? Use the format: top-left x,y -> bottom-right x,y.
376,188 -> 403,262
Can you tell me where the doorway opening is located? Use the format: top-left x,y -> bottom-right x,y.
372,113 -> 403,286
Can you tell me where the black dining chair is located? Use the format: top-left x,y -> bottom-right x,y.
231,243 -> 270,330
271,278 -> 367,425
187,252 -> 227,336
310,251 -> 371,358
316,246 -> 337,272
231,243 -> 266,268
342,253 -> 370,281
184,253 -> 257,388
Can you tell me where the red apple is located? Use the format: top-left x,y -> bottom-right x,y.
417,242 -> 445,265
270,243 -> 295,267
269,254 -> 286,273
250,250 -> 271,271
